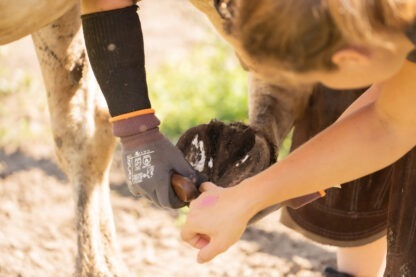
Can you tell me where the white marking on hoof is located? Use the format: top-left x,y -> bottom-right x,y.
208,157 -> 213,168
190,135 -> 206,172
235,154 -> 250,167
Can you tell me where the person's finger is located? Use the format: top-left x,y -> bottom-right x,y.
199,181 -> 218,192
181,221 -> 208,243
197,239 -> 227,263
180,227 -> 210,249
180,225 -> 196,243
194,234 -> 210,249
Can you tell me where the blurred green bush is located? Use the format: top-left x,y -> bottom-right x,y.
148,38 -> 248,142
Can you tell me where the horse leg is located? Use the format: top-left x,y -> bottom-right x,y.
31,4 -> 125,276
248,74 -> 312,154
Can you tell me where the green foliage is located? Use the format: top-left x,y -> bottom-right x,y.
148,38 -> 249,142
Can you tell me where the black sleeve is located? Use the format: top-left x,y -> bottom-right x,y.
82,5 -> 151,117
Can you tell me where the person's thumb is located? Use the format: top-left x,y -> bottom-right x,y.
194,234 -> 210,249
197,239 -> 226,263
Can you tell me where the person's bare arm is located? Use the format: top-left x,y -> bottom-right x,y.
336,83 -> 381,121
247,59 -> 416,211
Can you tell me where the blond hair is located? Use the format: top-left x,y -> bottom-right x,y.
328,0 -> 416,44
232,0 -> 416,72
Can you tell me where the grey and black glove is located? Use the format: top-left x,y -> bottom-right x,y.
112,109 -> 197,208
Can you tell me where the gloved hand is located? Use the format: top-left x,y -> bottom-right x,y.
112,109 -> 198,208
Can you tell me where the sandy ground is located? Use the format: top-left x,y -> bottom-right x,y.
0,1 -> 337,276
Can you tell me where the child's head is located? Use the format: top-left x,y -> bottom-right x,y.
230,0 -> 416,89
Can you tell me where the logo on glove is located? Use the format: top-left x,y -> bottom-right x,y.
127,150 -> 155,183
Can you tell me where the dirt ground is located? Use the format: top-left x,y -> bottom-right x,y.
0,1 -> 337,276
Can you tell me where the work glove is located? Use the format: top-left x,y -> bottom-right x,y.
112,109 -> 198,208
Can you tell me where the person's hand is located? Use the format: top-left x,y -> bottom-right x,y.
181,182 -> 254,263
112,111 -> 198,208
